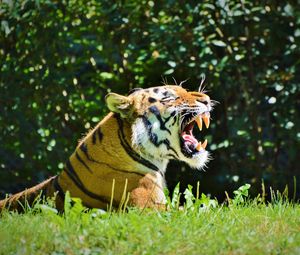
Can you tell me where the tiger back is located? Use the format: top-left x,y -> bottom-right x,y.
0,85 -> 213,211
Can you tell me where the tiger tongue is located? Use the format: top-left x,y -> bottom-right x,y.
182,133 -> 198,145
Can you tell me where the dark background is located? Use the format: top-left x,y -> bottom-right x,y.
0,1 -> 299,201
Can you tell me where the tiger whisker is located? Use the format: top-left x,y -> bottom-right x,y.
172,77 -> 178,86
179,78 -> 189,87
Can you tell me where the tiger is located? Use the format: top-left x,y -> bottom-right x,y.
0,84 -> 213,212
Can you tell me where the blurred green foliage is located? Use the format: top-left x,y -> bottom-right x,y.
0,0 -> 299,199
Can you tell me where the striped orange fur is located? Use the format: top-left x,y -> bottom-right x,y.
0,85 -> 213,211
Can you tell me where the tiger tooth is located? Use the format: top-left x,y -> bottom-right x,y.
195,115 -> 203,131
196,142 -> 202,151
202,139 -> 208,149
203,115 -> 210,129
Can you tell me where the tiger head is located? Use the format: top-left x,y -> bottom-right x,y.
106,85 -> 213,170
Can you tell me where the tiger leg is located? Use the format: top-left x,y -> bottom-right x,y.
129,173 -> 167,210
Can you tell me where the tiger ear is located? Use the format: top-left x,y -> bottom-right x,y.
105,93 -> 133,117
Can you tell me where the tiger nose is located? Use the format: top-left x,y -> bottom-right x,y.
198,94 -> 210,106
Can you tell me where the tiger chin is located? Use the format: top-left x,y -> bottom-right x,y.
0,85 -> 214,212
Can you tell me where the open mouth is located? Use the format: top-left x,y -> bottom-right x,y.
180,112 -> 210,157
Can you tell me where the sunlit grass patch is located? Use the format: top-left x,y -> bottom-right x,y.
0,184 -> 299,255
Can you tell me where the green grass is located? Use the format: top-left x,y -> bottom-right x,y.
0,185 -> 299,255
